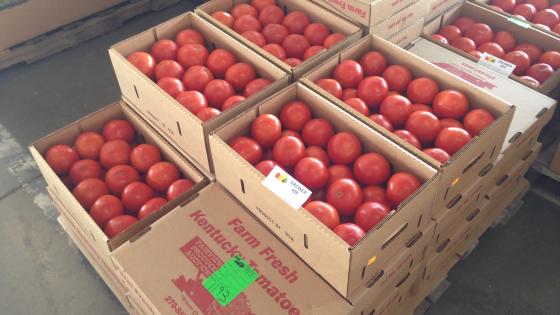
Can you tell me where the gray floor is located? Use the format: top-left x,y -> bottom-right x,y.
0,2 -> 559,314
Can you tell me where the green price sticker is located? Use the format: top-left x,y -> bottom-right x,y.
202,255 -> 259,307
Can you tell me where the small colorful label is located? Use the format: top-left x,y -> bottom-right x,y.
262,165 -> 312,209
477,52 -> 516,77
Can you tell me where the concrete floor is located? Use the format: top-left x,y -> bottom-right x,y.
0,1 -> 559,314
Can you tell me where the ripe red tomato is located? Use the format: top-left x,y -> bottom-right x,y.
176,90 -> 208,114
196,108 -> 221,122
357,76 -> 389,108
328,165 -> 353,186
251,114 -> 282,147
255,160 -> 278,176
363,186 -> 389,205
304,23 -> 331,46
536,23 -> 552,31
303,46 -> 326,61
282,34 -> 310,59
451,37 -> 477,52
551,3 -> 560,14
99,140 -> 131,169
283,58 -> 303,67
463,108 -> 495,136
360,51 -> 387,76
166,179 -> 194,200
306,146 -> 330,167
435,127 -> 472,155
369,114 -> 394,132
353,153 -> 391,186
73,178 -> 109,209
333,223 -> 365,246
225,63 -> 257,91
345,98 -> 369,116
157,77 -> 185,97
130,144 -> 161,173
478,42 -> 505,58
146,162 -> 180,192
341,88 -> 357,100
280,101 -> 312,131
405,111 -> 442,144
534,8 -> 558,26
258,5 -> 284,25
440,118 -> 464,129
315,79 -> 343,99
327,179 -> 363,217
308,190 -> 327,205
244,78 -> 271,97
324,33 -> 345,48
222,95 -> 246,111
513,3 -> 537,20
150,39 -> 178,62
203,79 -> 235,108
281,130 -> 302,141
527,63 -> 554,83
251,0 -> 277,11
503,51 -> 531,75
105,165 -> 140,196
103,119 -> 135,142
491,0 -> 516,12
45,144 -> 79,175
453,16 -> 476,32
294,157 -> 329,189
122,182 -> 154,213
423,148 -> 451,164
514,43 -> 543,63
469,50 -> 483,59
464,23 -> 494,46
105,215 -> 138,238
380,95 -> 414,129
382,65 -> 412,93
386,172 -> 421,208
182,65 -> 214,92
206,49 -> 238,78
273,136 -> 307,167
138,197 -> 167,220
283,11 -> 310,34
242,30 -> 266,47
229,137 -> 263,165
438,25 -> 462,42
90,195 -> 124,228
304,201 -> 340,230
231,3 -> 258,18
521,75 -> 541,87
394,130 -> 422,149
154,60 -> 184,81
354,202 -> 390,232
302,118 -> 334,148
177,44 -> 209,68
263,43 -> 287,59
525,0 -> 550,11
127,52 -> 156,78
431,34 -> 449,45
433,89 -> 469,119
333,60 -> 365,89
262,23 -> 289,44
75,131 -> 104,160
412,104 -> 433,113
553,22 -> 560,32
212,11 -> 235,28
69,159 -> 102,185
540,51 -> 560,69
406,77 -> 439,105
493,31 -> 516,52
327,132 -> 362,165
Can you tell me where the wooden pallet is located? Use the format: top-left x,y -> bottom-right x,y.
0,0 -> 179,71
413,279 -> 452,315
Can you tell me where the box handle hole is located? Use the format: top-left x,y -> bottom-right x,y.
436,239 -> 450,253
134,85 -> 139,99
463,152 -> 484,174
304,234 -> 308,249
446,194 -> 462,209
496,175 -> 509,186
396,272 -> 411,288
406,231 -> 423,248
240,179 -> 245,194
176,121 -> 182,136
382,223 -> 408,250
467,208 -> 481,221
509,132 -> 522,143
522,150 -> 533,161
366,270 -> 384,288
479,163 -> 493,177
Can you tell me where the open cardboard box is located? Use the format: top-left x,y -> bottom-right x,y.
302,35 -> 515,216
195,0 -> 363,80
419,1 -> 560,95
29,100 -> 208,261
425,0 -> 462,22
209,82 -> 439,301
109,12 -> 290,174
386,18 -> 425,48
370,0 -> 429,39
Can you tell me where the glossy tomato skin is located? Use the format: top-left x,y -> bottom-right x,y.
453,17 -> 476,32
166,179 -> 194,200
354,202 -> 390,232
533,9 -> 559,27
382,65 -> 412,92
259,5 -> 284,25
345,98 -> 369,116
491,0 -> 516,12
263,43 -> 287,59
229,137 -> 263,165
407,77 -> 440,104
262,23 -> 289,44
432,89 -> 469,119
328,165 -> 354,186
463,109 -> 495,136
130,144 -> 161,173
526,63 -> 554,83
212,11 -> 235,28
73,178 -> 109,209
280,101 -> 312,131
105,165 -> 140,196
327,179 -> 363,217
478,42 -> 505,58
540,51 -> 560,69
251,0 -> 277,11
127,52 -> 156,78
303,46 -> 326,61
514,43 -> 543,63
435,127 -> 472,155
222,95 -> 246,111
333,223 -> 365,246
438,25 -> 462,41
122,182 -> 154,213
182,65 -> 214,92
99,140 -> 131,169
283,11 -> 310,34
244,78 -> 271,97
105,215 -> 138,238
75,131 -> 105,160
360,51 -> 387,76
412,104 -> 433,113
423,148 -> 451,164
368,114 -> 394,132
357,76 -> 389,108
154,60 -> 184,81
69,159 -> 102,185
255,160 -> 278,176
525,0 -> 550,10
225,63 -> 256,91
379,95 -> 413,127
176,90 -> 208,114
294,157 -> 329,190
273,136 -> 307,168
304,23 -> 331,46
282,34 -> 310,59
386,172 -> 421,208
353,153 -> 391,186
302,118 -> 335,148
451,37 -> 477,52
196,108 -> 221,122
177,44 -> 209,68
157,77 -> 185,97
493,31 -> 516,52
304,201 -> 340,230
206,49 -> 237,78
315,78 -> 343,99
305,146 -> 330,167
146,162 -> 181,192
431,34 -> 449,44
231,3 -> 257,18
503,51 -> 531,76
242,30 -> 266,47
405,111 -> 442,144
46,144 -> 79,175
251,114 -> 282,147
175,28 -> 205,46
333,60 -> 365,89
341,88 -> 357,100
363,186 -> 389,206
327,132 -> 362,165
520,75 -> 541,87
324,33 -> 345,48
204,79 -> 235,108
234,15 -> 262,33
513,3 -> 537,20
103,119 -> 135,142
138,197 -> 167,220
440,118 -> 464,129
90,195 -> 124,228
464,23 -> 494,45
394,130 -> 422,149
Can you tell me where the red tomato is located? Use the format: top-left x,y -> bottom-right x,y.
231,3 -> 257,18
177,44 -> 209,68
130,144 -> 162,173
360,51 -> 387,76
244,78 -> 271,97
69,159 -> 102,185
242,30 -> 266,47
282,34 -> 311,59
150,39 -> 177,62
327,179 -> 363,217
99,140 -> 131,169
90,195 -> 124,228
304,23 -> 331,46
196,108 -> 221,122
491,0 -> 516,12
182,65 -> 214,92
394,130 -> 422,149
138,197 -> 167,220
251,0 -> 277,11
262,23 -> 289,44
45,144 -> 78,175
503,51 -> 531,75
283,58 -> 303,67
431,34 -> 449,45
551,3 -> 560,15
526,63 -> 554,83
539,51 -> 560,69
103,119 -> 135,142
206,49 -> 238,78
315,79 -> 343,99
304,201 -> 340,230
513,3 -> 537,20
379,95 -> 413,126
369,114 -> 394,132
229,137 -> 263,165
154,60 -> 184,81
405,111 -> 442,144
235,15 -> 262,33
146,162 -> 180,192
453,16 -> 476,32
212,11 -> 235,28
493,31 -> 517,52
251,114 -> 282,147
478,42 -> 505,58
303,46 -> 326,61
345,98 -> 369,116
327,132 -> 362,165
440,118 -> 464,129
514,43 -> 543,63
363,186 -> 389,205
333,60 -> 365,89
127,52 -> 156,78
105,165 -> 140,196
553,23 -> 560,33
536,23 -> 552,31
122,182 -> 154,213
463,108 -> 495,136
75,131 -> 105,160
166,179 -> 194,200
294,157 -> 329,189
532,9 -> 559,26
328,165 -> 354,186
280,101 -> 312,131
73,178 -> 109,209
432,89 -> 469,119
255,160 -> 278,176
309,189 -> 328,204
333,223 -> 365,246
175,29 -> 205,46
105,215 -> 138,238
306,146 -> 330,167
451,37 -> 477,52
357,76 -> 389,108
258,5 -> 284,25
263,43 -> 287,59
176,90 -> 208,114
324,33 -> 345,48
203,79 -> 235,108
273,136 -> 306,167
464,23 -> 494,46
353,153 -> 391,186
525,0 -> 550,11
354,202 -> 390,232
302,118 -> 334,148
382,65 -> 413,93
225,63 -> 257,91
342,88 -> 357,100
438,25 -> 462,41
283,11 -> 310,34
386,172 -> 421,208
435,127 -> 472,155
423,148 -> 451,164
157,77 -> 184,97
412,104 -> 433,113
222,95 -> 246,111
469,50 -> 483,59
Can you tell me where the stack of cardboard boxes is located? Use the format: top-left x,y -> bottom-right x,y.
29,0 -> 557,314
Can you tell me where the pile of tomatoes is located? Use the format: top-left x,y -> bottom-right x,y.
491,0 -> 560,34
433,16 -> 560,86
210,0 -> 346,67
44,119 -> 194,238
127,28 -> 271,122
312,50 -> 495,164
228,100 -> 423,246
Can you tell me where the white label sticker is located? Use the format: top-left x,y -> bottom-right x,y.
477,52 -> 516,77
262,166 -> 311,210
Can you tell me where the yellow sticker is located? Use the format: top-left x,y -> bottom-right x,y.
367,256 -> 377,266
451,177 -> 460,187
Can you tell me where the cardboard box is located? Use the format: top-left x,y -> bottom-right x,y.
210,82 -> 439,301
373,264 -> 425,315
550,143 -> 560,175
386,18 -> 424,48
196,0 -> 363,80
29,101 -> 207,260
0,0 -> 126,51
109,12 -> 290,174
426,0 -> 462,21
303,35 -> 514,213
418,1 -> 560,94
370,0 -> 429,38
